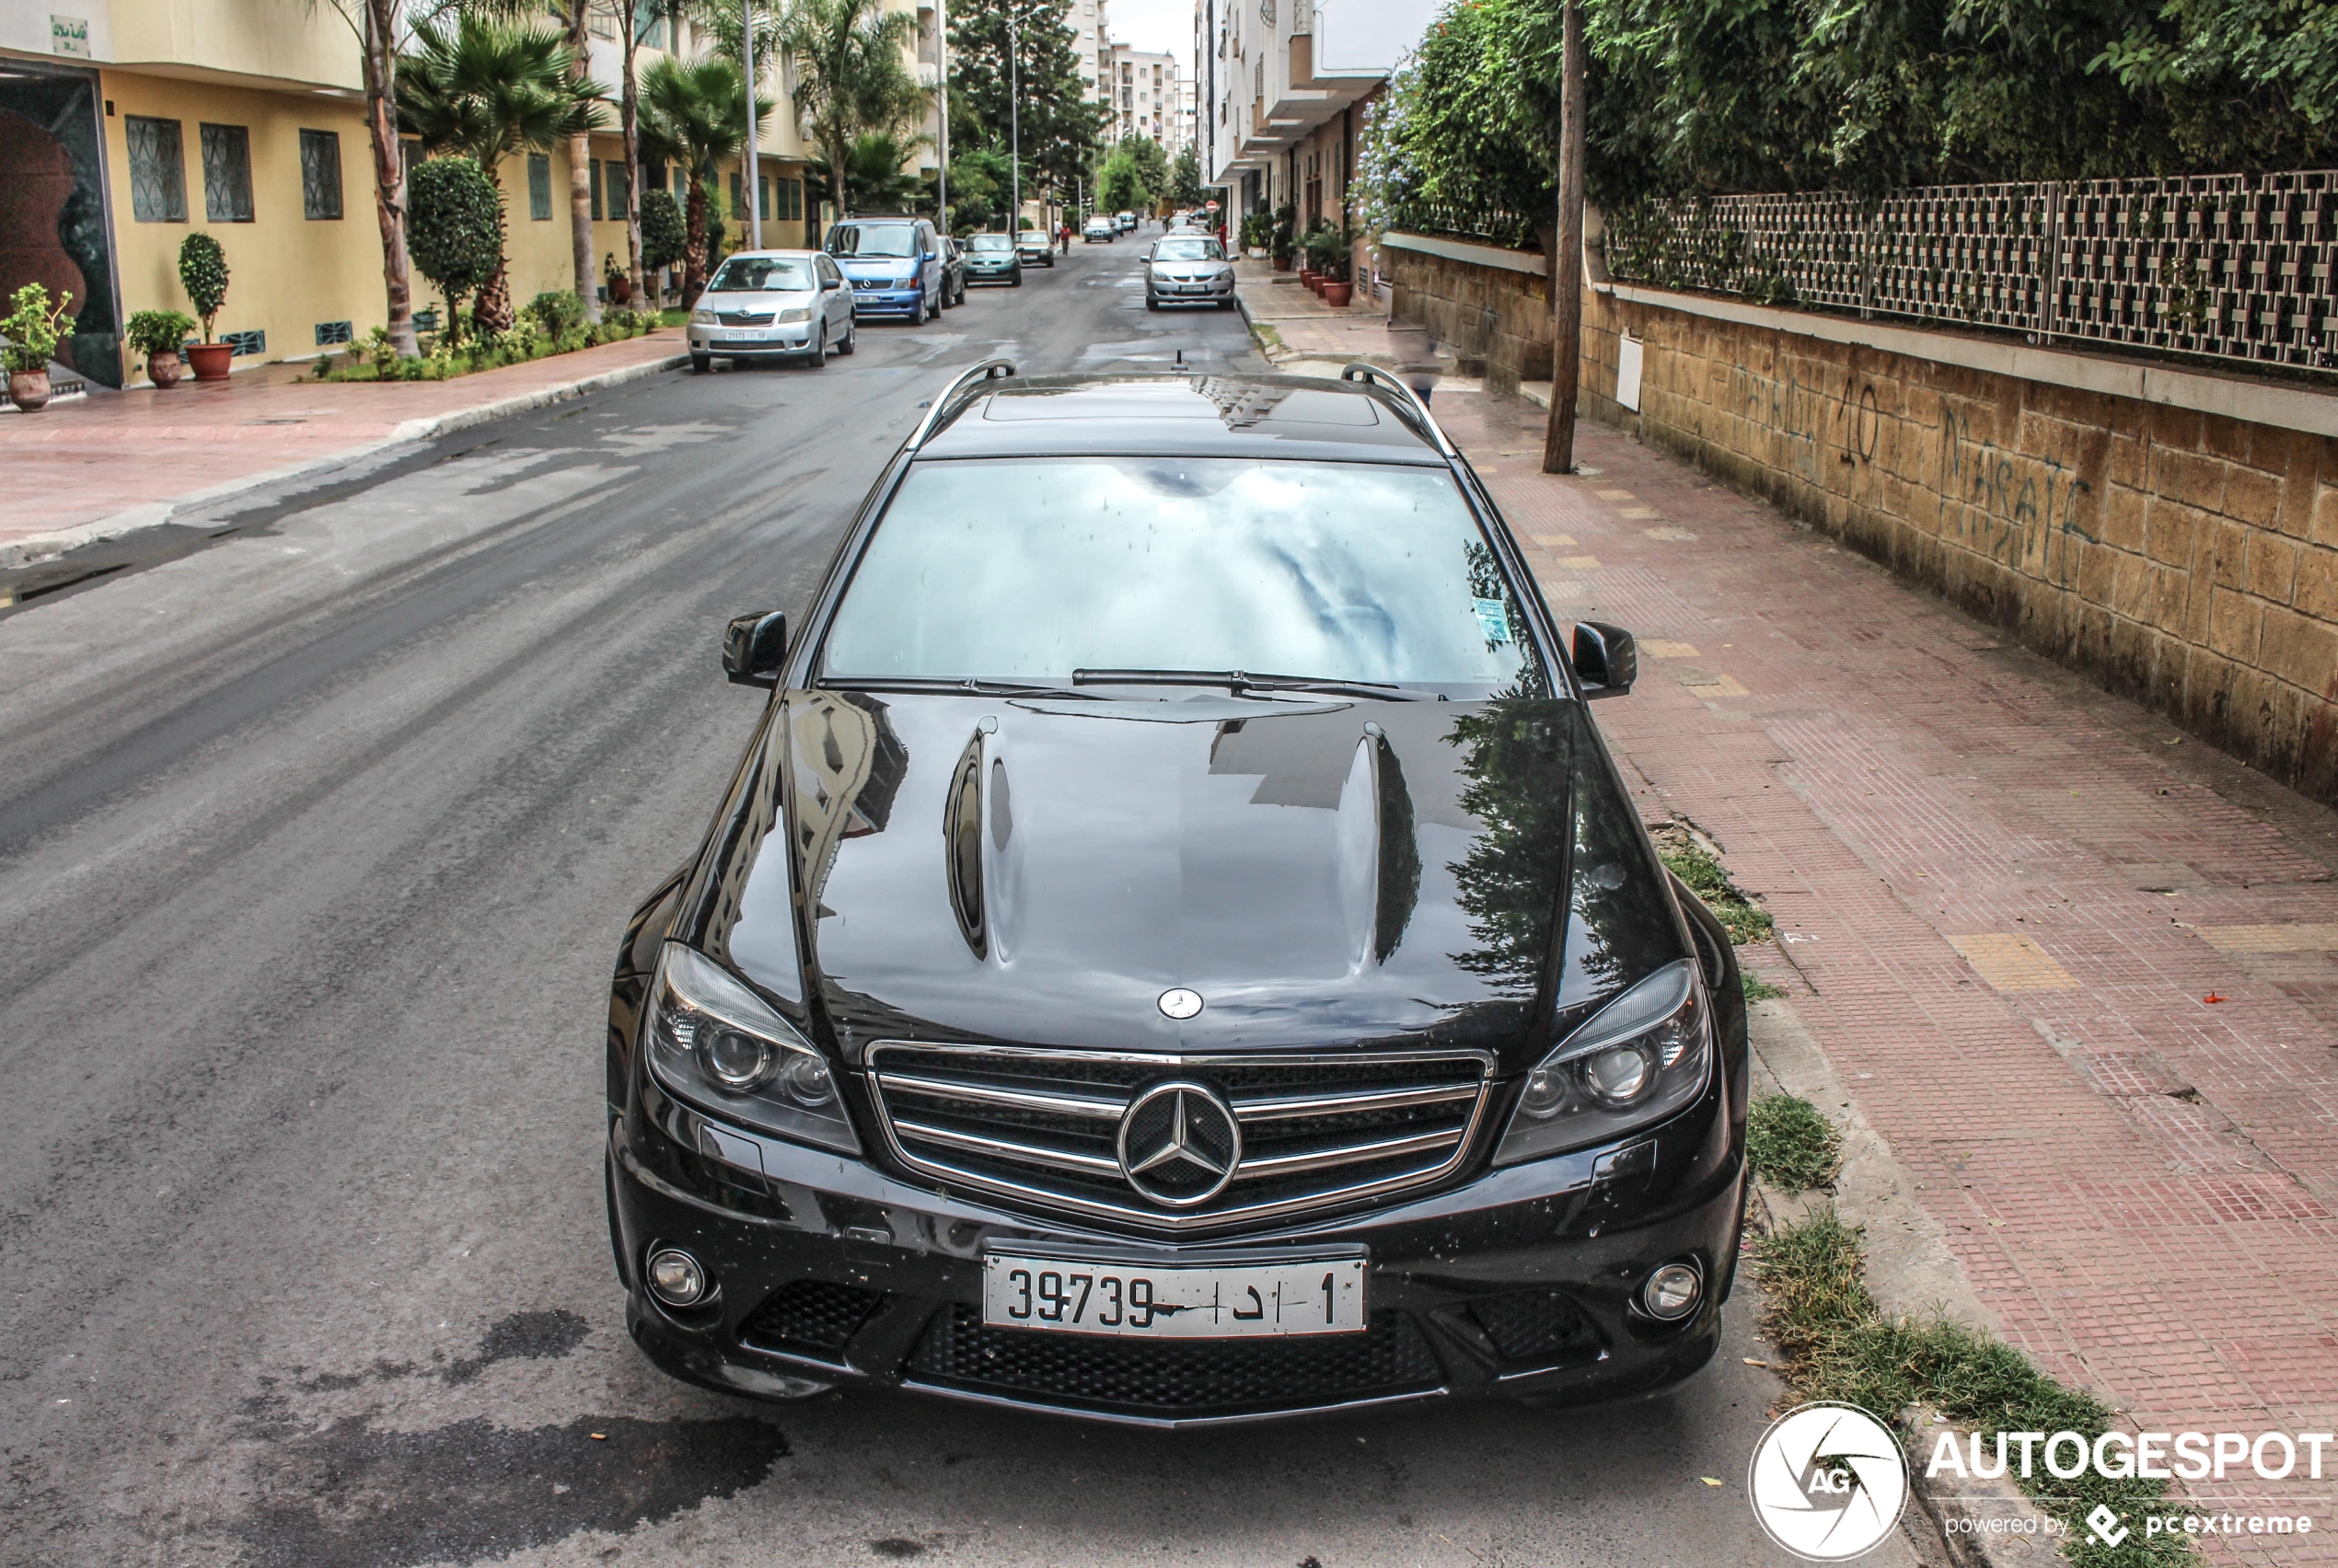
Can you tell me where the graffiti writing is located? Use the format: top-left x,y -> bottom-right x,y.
1936,408 -> 2090,578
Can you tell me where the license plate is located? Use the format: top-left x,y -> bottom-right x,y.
981,1252 -> 1366,1338
710,338 -> 766,348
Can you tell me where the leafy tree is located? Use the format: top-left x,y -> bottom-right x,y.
405,156 -> 504,338
176,232 -> 229,341
948,0 -> 1104,208
639,54 -> 768,298
1166,143 -> 1205,208
1124,134 -> 1168,205
781,0 -> 928,225
1094,140 -> 1152,213
311,0 -> 422,354
640,186 -> 689,273
944,144 -> 1013,230
397,14 -> 604,329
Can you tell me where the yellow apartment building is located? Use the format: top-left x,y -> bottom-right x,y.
0,0 -> 844,389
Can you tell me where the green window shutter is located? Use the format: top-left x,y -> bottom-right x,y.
590,158 -> 602,220
527,153 -> 551,220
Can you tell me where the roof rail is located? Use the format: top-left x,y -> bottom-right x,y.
905,359 -> 1017,451
1339,362 -> 1458,458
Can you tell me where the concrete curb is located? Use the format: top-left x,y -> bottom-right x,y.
1747,998 -> 2065,1568
0,350 -> 689,571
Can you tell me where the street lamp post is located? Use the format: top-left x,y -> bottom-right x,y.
743,0 -> 761,250
1008,9 -> 1019,243
936,0 -> 948,231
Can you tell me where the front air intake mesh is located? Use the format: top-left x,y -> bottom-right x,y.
739,1279 -> 885,1355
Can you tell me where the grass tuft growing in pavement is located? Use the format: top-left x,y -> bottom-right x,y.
1756,1211 -> 2190,1566
1741,969 -> 1787,1001
1653,831 -> 1777,945
1746,1093 -> 1841,1189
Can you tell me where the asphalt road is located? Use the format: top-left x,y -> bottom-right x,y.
0,235 -> 1931,1568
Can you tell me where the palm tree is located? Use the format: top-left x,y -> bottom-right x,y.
398,13 -> 605,330
778,0 -> 926,228
806,129 -> 934,215
638,55 -> 768,302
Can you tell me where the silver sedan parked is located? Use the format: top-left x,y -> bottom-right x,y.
687,249 -> 857,371
1143,234 -> 1236,309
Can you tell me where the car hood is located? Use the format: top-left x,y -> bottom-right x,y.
691,691 -> 1684,1072
835,256 -> 915,277
702,290 -> 815,312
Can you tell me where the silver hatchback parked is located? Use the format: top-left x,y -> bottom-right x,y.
687,250 -> 857,372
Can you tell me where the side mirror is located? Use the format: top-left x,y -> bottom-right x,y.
723,610 -> 788,687
1572,621 -> 1637,698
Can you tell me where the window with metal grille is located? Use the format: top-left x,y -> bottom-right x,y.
200,123 -> 253,222
314,319 -> 352,346
125,116 -> 188,223
604,159 -> 629,218
589,158 -> 602,220
527,152 -> 552,220
223,328 -> 264,357
299,129 -> 342,219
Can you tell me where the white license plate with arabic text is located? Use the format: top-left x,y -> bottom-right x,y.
981,1253 -> 1366,1339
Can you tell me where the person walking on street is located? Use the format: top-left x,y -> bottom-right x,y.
1059,221 -> 1071,255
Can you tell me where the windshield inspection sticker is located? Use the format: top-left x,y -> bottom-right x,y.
1473,597 -> 1513,643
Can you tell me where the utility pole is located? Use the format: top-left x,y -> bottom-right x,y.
1008,9 -> 1021,241
936,0 -> 948,229
743,0 -> 762,249
1539,0 -> 1585,475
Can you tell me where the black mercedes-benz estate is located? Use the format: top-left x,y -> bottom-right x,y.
605,363 -> 1751,1427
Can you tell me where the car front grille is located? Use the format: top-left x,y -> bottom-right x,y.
864,1043 -> 1492,1230
906,1304 -> 1441,1419
715,310 -> 774,326
1457,1288 -> 1606,1366
738,1279 -> 886,1357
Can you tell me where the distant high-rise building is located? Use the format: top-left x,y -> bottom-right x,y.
1105,44 -> 1184,153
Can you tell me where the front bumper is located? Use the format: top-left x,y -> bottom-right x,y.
608,1066 -> 1744,1428
688,326 -> 815,355
847,286 -> 923,317
1148,276 -> 1236,303
966,267 -> 1019,282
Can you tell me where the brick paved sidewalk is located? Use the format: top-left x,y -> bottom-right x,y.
0,331 -> 686,566
1434,388 -> 2338,1551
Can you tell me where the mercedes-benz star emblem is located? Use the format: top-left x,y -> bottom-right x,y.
1116,1081 -> 1242,1207
1157,987 -> 1204,1020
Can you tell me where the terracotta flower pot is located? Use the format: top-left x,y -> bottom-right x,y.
1323,281 -> 1353,307
147,351 -> 185,388
1272,254 -> 1293,271
7,369 -> 52,412
187,342 -> 234,382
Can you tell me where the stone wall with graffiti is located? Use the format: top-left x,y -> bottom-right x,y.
1574,290 -> 2338,803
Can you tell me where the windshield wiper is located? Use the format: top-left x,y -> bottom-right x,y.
821,677 -> 1103,699
1071,668 -> 1435,700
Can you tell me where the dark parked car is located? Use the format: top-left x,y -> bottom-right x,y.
937,236 -> 967,307
606,363 -> 1750,1428
960,233 -> 1022,287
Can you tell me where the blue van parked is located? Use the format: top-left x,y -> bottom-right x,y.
826,217 -> 945,323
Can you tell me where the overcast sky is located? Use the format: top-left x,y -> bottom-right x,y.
1105,0 -> 1193,58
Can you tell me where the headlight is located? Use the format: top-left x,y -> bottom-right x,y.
1494,959 -> 1710,1166
776,306 -> 812,324
643,942 -> 857,1153
689,308 -> 717,325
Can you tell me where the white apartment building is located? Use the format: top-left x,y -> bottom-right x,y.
1198,0 -> 1432,233
1071,0 -> 1114,117
1106,43 -> 1183,153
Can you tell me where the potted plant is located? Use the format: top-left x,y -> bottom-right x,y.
3,282 -> 75,412
126,308 -> 197,388
604,252 -> 631,306
1302,225 -> 1344,297
1269,202 -> 1297,271
178,232 -> 232,381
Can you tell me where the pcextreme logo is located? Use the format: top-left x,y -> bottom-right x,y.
1749,1402 -> 1911,1562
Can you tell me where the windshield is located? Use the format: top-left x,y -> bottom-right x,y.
820,458 -> 1540,693
1153,238 -> 1224,261
706,256 -> 815,292
828,223 -> 918,258
967,235 -> 1013,251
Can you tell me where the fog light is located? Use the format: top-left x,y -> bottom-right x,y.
1640,1262 -> 1702,1320
646,1247 -> 711,1307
